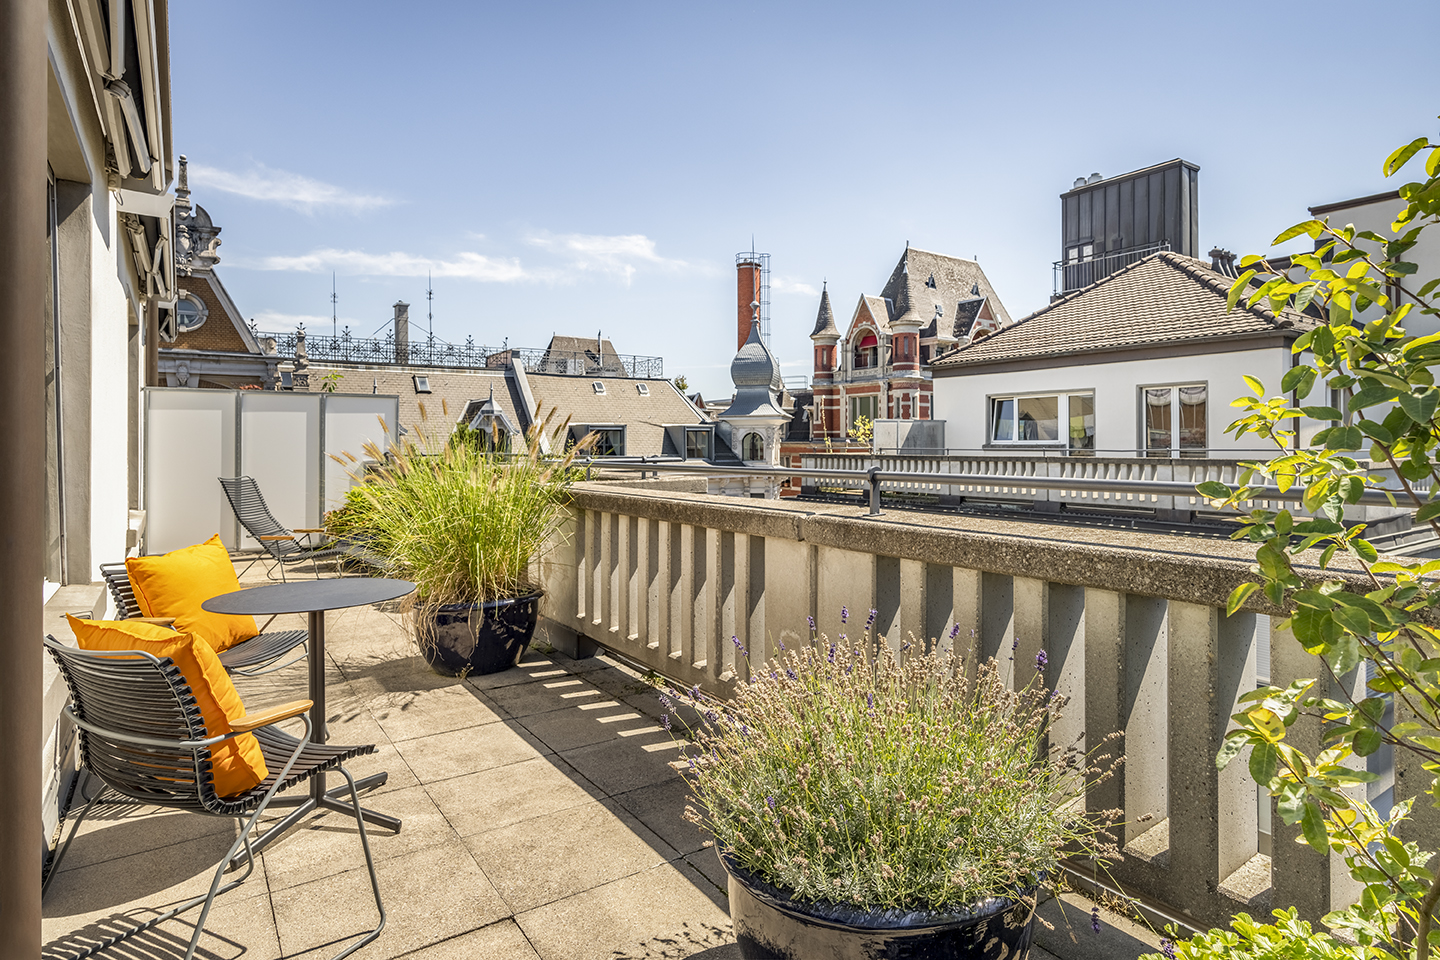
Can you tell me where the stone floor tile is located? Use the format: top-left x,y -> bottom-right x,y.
261,783 -> 461,892
273,843 -> 508,959
575,663 -> 661,701
483,676 -> 608,719
1033,891 -> 1163,960
558,735 -> 687,797
515,859 -> 735,960
43,831 -> 271,940
462,799 -> 677,914
43,884 -> 280,960
514,699 -> 652,753
368,683 -> 505,743
391,920 -> 542,959
48,797 -> 238,874
426,756 -> 599,837
334,651 -> 472,695
464,652 -> 558,691
682,847 -> 729,911
612,777 -> 708,856
391,719 -> 550,785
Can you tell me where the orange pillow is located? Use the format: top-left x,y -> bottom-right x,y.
67,616 -> 269,798
126,534 -> 258,653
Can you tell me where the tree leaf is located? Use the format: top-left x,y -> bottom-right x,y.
1300,406 -> 1343,421
1274,220 -> 1325,245
1247,706 -> 1286,743
1216,732 -> 1248,771
1415,501 -> 1440,525
1197,480 -> 1232,500
1332,604 -> 1372,636
1243,375 -> 1265,397
1249,741 -> 1279,784
1226,582 -> 1259,617
1383,137 -> 1428,176
1353,728 -> 1383,758
1300,800 -> 1329,853
1397,389 -> 1439,424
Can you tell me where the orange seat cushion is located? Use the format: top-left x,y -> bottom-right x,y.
126,534 -> 258,653
67,615 -> 270,798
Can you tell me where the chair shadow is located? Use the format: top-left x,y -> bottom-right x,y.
43,910 -> 252,960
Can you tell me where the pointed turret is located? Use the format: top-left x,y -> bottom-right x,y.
809,284 -> 839,340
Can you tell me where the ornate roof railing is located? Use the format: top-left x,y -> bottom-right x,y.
258,327 -> 664,380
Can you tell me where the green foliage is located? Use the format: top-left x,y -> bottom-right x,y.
673,374 -> 689,392
666,628 -> 1122,911
1142,909 -> 1371,959
329,406 -> 592,611
316,370 -> 344,394
848,414 -> 874,446
1187,123 -> 1440,958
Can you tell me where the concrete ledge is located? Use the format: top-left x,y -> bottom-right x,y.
41,582 -> 106,860
566,484 -> 1372,614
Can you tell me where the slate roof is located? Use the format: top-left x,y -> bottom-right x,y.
932,251 -> 1315,370
525,374 -> 705,457
810,286 -> 839,339
539,335 -> 627,376
880,247 -> 1013,336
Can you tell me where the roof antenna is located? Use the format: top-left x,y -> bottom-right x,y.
426,271 -> 434,344
330,272 -> 337,341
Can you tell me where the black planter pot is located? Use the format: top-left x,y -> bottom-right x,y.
416,590 -> 543,677
721,853 -> 1036,960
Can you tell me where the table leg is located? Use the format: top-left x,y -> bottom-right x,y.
309,609 -> 327,804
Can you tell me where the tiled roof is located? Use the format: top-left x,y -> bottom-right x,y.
860,296 -> 892,333
932,251 -> 1315,370
526,374 -> 704,457
882,247 -> 1013,335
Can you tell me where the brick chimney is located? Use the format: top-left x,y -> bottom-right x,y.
393,301 -> 409,364
736,258 -> 762,351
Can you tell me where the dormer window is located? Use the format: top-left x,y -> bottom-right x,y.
925,273 -> 936,289
413,375 -> 431,393
592,381 -> 606,394
636,383 -> 649,396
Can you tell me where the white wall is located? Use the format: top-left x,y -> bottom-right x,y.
931,346 -> 1293,455
1311,194 -> 1440,337
88,201 -> 132,575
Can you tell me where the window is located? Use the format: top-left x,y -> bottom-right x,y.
848,394 -> 878,429
853,333 -> 879,369
1143,383 -> 1207,457
572,425 -> 624,456
685,428 -> 711,460
989,392 -> 1094,450
1066,243 -> 1095,263
741,432 -> 764,461
592,381 -> 606,395
636,383 -> 649,396
412,375 -> 431,393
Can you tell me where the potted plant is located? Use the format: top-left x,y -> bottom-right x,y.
332,407 -> 591,676
665,617 -> 1123,959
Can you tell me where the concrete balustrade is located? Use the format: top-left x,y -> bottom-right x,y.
536,480 -> 1375,931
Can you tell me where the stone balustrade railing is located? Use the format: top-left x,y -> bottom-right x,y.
799,452 -> 1424,528
537,480 -> 1437,932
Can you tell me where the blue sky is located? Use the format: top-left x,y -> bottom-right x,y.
172,2 -> 1439,400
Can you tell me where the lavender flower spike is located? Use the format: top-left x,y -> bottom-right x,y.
1035,650 -> 1048,673
840,605 -> 849,623
865,608 -> 877,628
1160,939 -> 1175,959
1090,906 -> 1101,934
948,623 -> 962,640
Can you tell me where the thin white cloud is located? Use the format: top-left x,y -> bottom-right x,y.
243,231 -> 696,286
526,231 -> 689,284
771,275 -> 820,298
188,163 -> 393,213
249,248 -> 542,283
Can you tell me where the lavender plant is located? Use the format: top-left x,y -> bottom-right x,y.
667,621 -> 1122,912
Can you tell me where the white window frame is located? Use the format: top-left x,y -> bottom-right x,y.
684,427 -> 712,460
1139,381 -> 1208,458
573,423 -> 624,456
412,375 -> 431,394
988,390 -> 1094,449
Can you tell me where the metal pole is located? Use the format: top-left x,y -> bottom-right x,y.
0,0 -> 48,953
867,466 -> 882,516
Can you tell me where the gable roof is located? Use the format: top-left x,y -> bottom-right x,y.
848,295 -> 892,336
526,374 -> 704,456
881,246 -> 1013,336
932,251 -> 1315,371
540,335 -> 627,376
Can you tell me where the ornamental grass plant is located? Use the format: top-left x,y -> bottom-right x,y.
327,404 -> 592,611
666,619 -> 1123,913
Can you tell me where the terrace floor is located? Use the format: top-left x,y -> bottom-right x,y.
41,563 -> 1165,960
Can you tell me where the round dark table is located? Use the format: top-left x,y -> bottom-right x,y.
204,577 -> 415,857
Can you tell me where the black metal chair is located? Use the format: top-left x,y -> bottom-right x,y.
99,562 -> 308,677
42,636 -> 385,960
218,476 -> 347,581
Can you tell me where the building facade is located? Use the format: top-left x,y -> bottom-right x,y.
808,245 -> 1011,442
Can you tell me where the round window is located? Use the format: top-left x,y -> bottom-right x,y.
174,295 -> 207,332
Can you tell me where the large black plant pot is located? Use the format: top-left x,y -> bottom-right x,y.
721,853 -> 1036,960
417,590 -> 543,677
